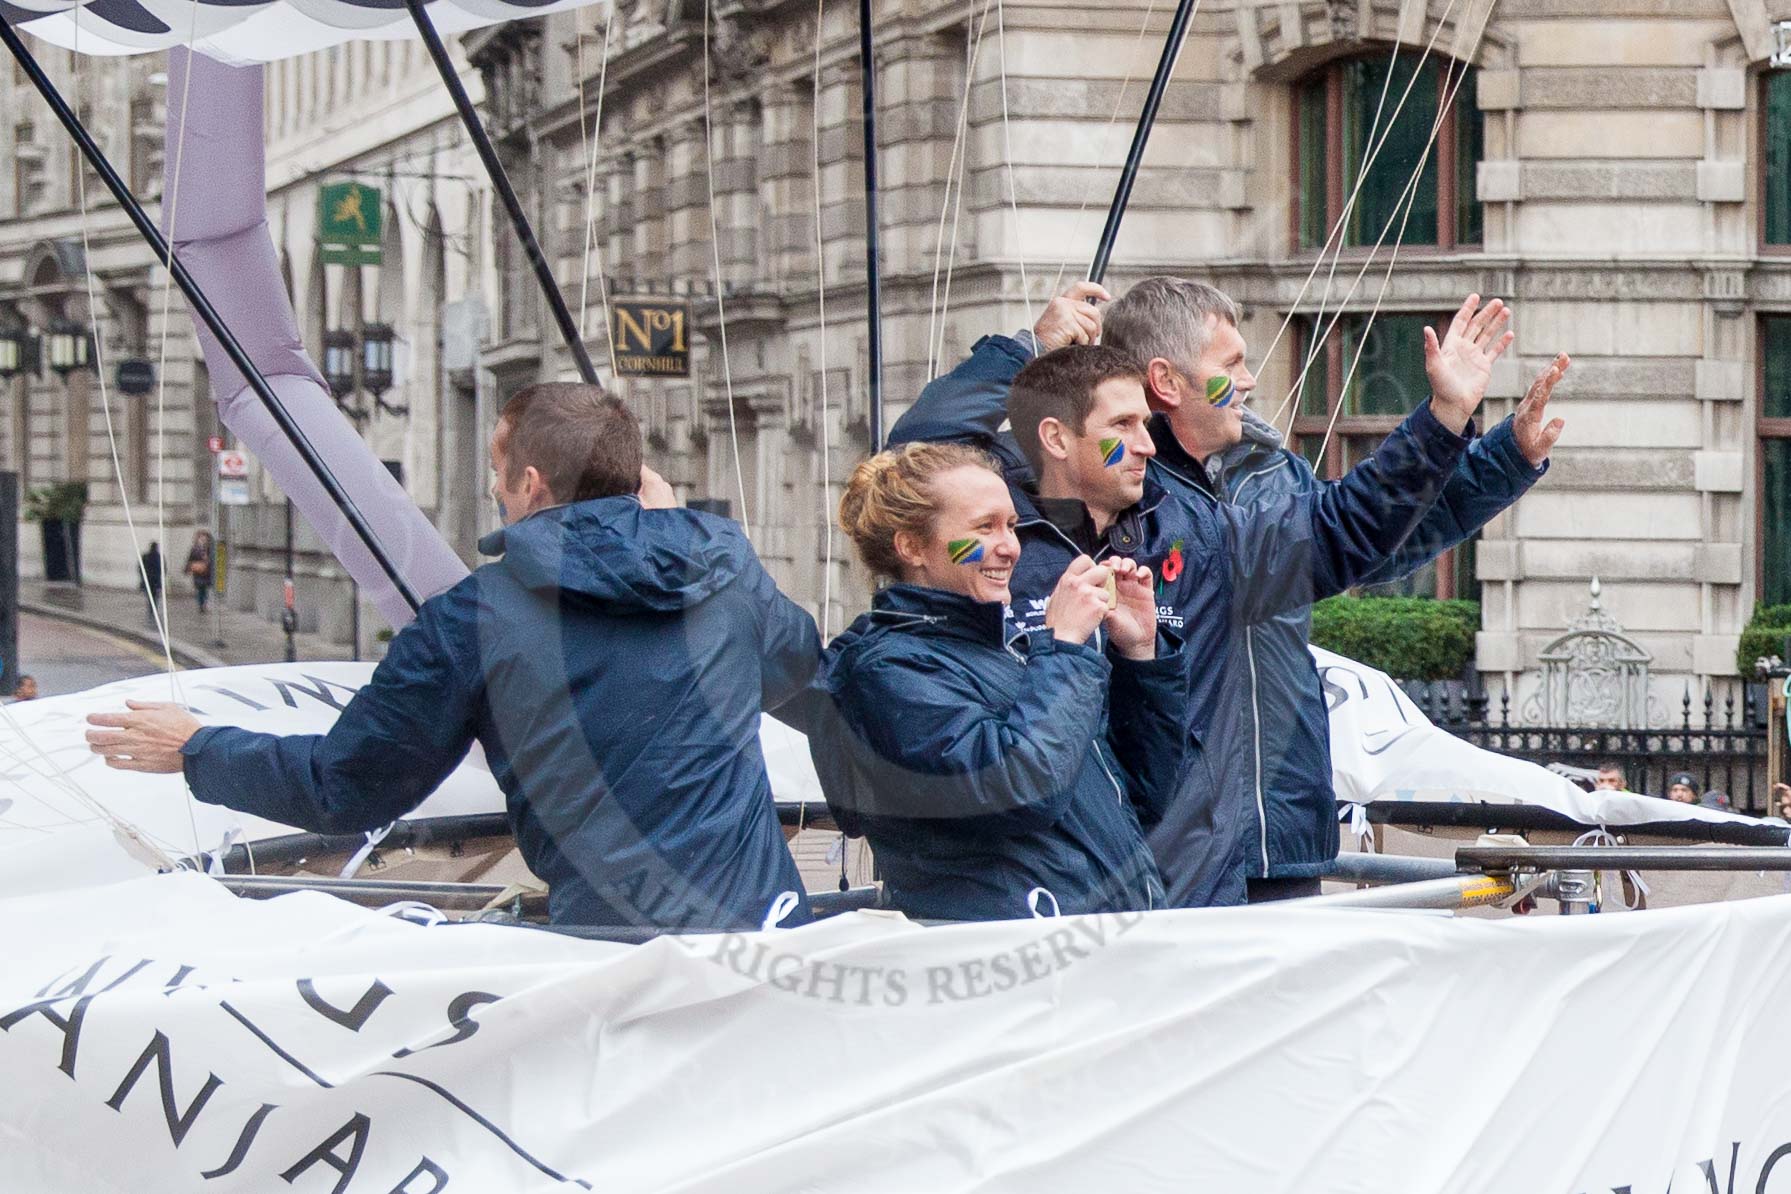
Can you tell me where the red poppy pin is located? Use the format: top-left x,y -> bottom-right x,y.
1160,540 -> 1184,585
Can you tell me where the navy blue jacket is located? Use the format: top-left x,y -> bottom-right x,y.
1208,409 -> 1545,879
182,498 -> 819,930
888,334 -> 1472,907
808,584 -> 1188,921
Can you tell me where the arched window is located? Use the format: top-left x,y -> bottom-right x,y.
1295,49 -> 1482,252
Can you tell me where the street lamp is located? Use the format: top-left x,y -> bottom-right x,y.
0,327 -> 31,379
45,320 -> 92,377
322,328 -> 367,424
360,322 -> 407,416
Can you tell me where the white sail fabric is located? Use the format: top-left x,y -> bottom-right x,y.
4,870 -> 1791,1191
4,0 -> 610,63
1314,646 -> 1789,838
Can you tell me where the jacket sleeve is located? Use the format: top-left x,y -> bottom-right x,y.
181,602 -> 483,835
886,332 -> 1037,478
1105,642 -> 1192,830
749,556 -> 823,732
829,636 -> 1110,836
1226,401 -> 1473,625
1355,414 -> 1544,586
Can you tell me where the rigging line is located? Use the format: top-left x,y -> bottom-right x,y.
576,1 -> 621,382
993,0 -> 1033,331
703,0 -> 751,537
926,0 -> 995,380
1311,22 -> 1494,466
812,0 -> 833,639
1318,49 -> 1482,465
1046,0 -> 1159,296
1255,0 -> 1464,430
1268,7 -> 1474,437
934,5 -> 989,380
70,3 -> 205,860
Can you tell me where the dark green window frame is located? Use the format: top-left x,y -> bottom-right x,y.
1763,71 -> 1791,248
1295,50 -> 1482,253
1759,315 -> 1791,604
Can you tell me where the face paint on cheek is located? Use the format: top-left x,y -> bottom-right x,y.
1098,437 -> 1125,468
947,538 -> 986,566
1205,374 -> 1236,408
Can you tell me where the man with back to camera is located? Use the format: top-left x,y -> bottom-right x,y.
891,285 -> 1553,906
85,384 -> 821,930
1101,278 -> 1568,903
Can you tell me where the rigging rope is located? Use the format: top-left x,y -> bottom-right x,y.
703,0 -> 752,537
1254,0 -> 1464,432
993,0 -> 1034,332
812,0 -> 833,639
926,0 -> 994,381
576,1 -> 621,382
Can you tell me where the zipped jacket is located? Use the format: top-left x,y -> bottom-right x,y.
808,583 -> 1188,921
888,334 -> 1473,906
183,498 -> 820,930
1211,409 -> 1545,879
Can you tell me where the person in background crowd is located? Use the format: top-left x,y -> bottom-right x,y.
809,441 -> 1190,921
1774,781 -> 1791,820
186,530 -> 215,612
5,675 -> 37,703
1594,762 -> 1627,792
87,384 -> 820,931
1699,789 -> 1732,812
139,541 -> 163,625
1666,772 -> 1699,803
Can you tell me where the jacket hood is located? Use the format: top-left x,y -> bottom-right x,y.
1219,407 -> 1286,473
478,498 -> 748,610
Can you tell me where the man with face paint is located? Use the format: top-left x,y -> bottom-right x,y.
87,384 -> 822,931
1102,279 -> 1567,904
890,285 -> 1525,907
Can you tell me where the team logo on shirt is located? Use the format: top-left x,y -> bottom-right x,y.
948,538 -> 985,565
1205,374 -> 1236,408
1099,437 -> 1125,467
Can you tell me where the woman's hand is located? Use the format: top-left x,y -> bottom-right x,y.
1044,556 -> 1112,646
1101,557 -> 1158,660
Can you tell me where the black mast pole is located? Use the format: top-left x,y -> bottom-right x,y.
1088,0 -> 1198,285
0,17 -> 424,615
857,0 -> 884,448
405,0 -> 600,385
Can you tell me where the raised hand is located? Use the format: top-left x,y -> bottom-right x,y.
1424,294 -> 1515,434
1032,281 -> 1111,353
1513,352 -> 1571,467
638,464 -> 678,509
1101,557 -> 1158,660
1044,555 -> 1113,646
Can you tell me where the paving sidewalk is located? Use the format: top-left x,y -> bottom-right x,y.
24,581 -> 352,670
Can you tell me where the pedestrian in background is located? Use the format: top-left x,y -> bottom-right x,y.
1594,761 -> 1627,791
4,675 -> 37,703
139,541 -> 162,626
186,530 -> 215,612
1699,789 -> 1732,812
1666,771 -> 1698,803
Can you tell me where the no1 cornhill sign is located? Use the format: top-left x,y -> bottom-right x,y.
610,299 -> 690,378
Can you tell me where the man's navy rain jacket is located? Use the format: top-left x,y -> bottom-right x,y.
808,583 -> 1189,921
888,333 -> 1473,907
1204,408 -> 1545,881
182,498 -> 820,930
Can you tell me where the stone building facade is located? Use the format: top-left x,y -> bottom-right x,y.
6,0 -> 1791,718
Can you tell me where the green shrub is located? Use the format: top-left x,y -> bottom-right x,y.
1308,595 -> 1480,681
23,481 -> 88,524
1737,603 -> 1791,676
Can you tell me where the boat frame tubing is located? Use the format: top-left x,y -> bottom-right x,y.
1088,0 -> 1199,285
0,19 -> 424,614
858,0 -> 884,447
405,0 -> 599,385
1457,845 -> 1791,872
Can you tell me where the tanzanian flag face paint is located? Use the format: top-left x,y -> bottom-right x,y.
1099,437 -> 1125,467
1205,374 -> 1236,408
948,538 -> 985,566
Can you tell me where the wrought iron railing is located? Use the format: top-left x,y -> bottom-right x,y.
1401,680 -> 1772,816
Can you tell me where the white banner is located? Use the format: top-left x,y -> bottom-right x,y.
4,872 -> 1791,1191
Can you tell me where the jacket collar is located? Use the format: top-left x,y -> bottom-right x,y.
870,583 -> 1010,646
1014,473 -> 1169,557
1146,413 -> 1219,496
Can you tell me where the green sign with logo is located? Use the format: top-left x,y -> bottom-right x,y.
319,182 -> 382,266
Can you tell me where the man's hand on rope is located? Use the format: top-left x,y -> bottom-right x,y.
1032,281 -> 1111,353
1423,294 -> 1514,435
1513,352 -> 1571,467
86,701 -> 202,774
